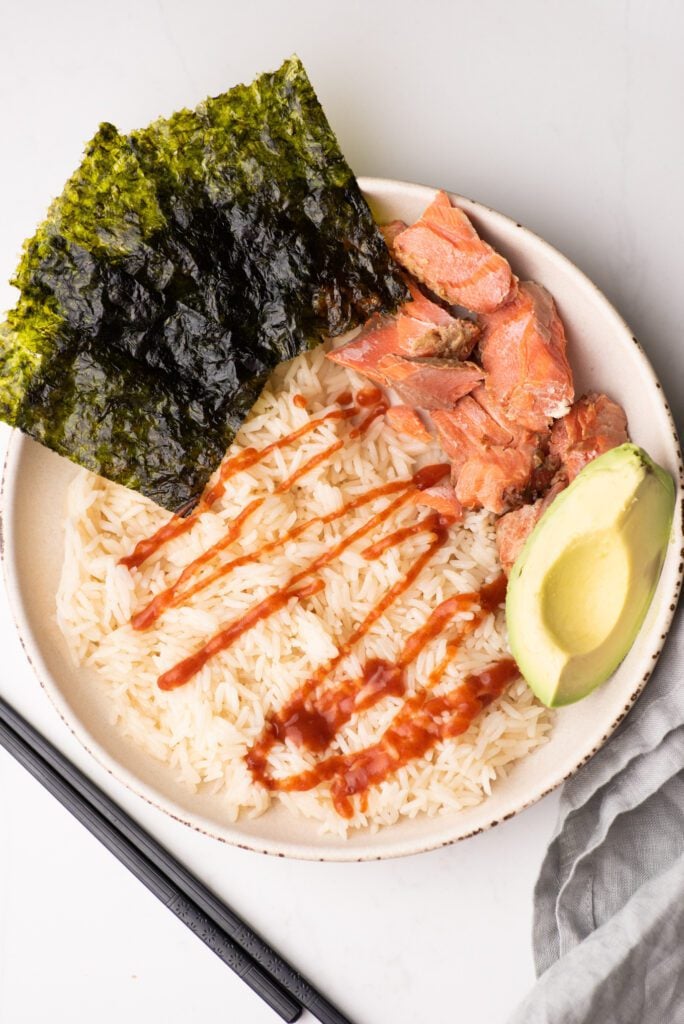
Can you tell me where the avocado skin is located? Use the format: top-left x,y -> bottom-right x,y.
506,444 -> 675,708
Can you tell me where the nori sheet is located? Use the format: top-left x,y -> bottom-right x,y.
0,57 -> 407,511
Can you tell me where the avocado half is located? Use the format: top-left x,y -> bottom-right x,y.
506,444 -> 675,707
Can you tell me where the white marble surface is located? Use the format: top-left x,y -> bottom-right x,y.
0,2 -> 681,1022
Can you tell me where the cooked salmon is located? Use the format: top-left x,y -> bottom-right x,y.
495,479 -> 566,574
469,385 -> 530,445
479,281 -> 574,431
381,220 -> 408,251
432,385 -> 540,509
432,394 -> 513,472
393,191 -> 516,314
496,393 -> 628,572
326,315 -> 403,384
413,484 -> 463,520
495,502 -> 542,574
432,385 -> 540,468
402,277 -> 452,321
328,278 -> 484,399
385,405 -> 432,443
397,278 -> 481,358
398,313 -> 480,359
550,392 -> 628,483
454,447 -> 536,515
332,207 -> 594,530
385,358 -> 484,410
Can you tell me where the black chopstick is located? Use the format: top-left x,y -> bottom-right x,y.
0,696 -> 354,1024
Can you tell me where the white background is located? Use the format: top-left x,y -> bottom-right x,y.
0,2 -> 682,1022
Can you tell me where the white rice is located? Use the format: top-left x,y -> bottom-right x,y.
56,344 -> 552,835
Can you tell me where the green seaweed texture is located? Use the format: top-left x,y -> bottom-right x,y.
0,57 -> 406,510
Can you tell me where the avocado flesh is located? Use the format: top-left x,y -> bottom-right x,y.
506,444 -> 675,707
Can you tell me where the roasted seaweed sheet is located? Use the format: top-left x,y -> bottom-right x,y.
0,57 -> 406,510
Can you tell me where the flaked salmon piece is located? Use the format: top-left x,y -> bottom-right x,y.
398,312 -> 480,359
496,479 -> 566,574
393,191 -> 516,313
398,278 -> 481,358
385,405 -> 432,443
454,447 -> 536,514
469,385 -> 528,445
479,281 -> 574,431
381,220 -> 408,252
496,394 -> 628,573
385,358 -> 484,410
327,315 -> 404,384
495,502 -> 544,575
475,388 -> 559,498
327,279 -> 479,383
328,323 -> 481,394
550,392 -> 628,483
433,385 -> 543,512
432,386 -> 536,468
432,397 -> 511,472
413,484 -> 463,520
402,277 -> 454,324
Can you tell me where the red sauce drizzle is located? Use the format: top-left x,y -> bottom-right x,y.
132,426 -> 437,637
120,365 -> 515,814
120,407 -> 355,570
249,586 -> 478,759
130,498 -> 265,631
155,466 -> 450,689
131,440 -> 344,631
325,656 -> 517,817
275,439 -> 344,492
361,514 -> 450,560
118,514 -> 197,572
134,476 -> 415,631
202,408 -> 355,509
357,386 -> 384,407
246,576 -> 513,817
349,403 -> 389,439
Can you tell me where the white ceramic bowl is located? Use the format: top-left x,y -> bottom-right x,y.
2,178 -> 682,861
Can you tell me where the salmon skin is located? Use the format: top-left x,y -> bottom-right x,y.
479,281 -> 574,431
495,392 -> 629,572
393,191 -> 516,314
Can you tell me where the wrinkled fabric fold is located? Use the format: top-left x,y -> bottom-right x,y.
509,603 -> 684,1023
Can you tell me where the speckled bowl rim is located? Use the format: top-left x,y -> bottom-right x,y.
2,177 -> 682,861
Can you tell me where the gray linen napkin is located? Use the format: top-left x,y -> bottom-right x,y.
509,601 -> 684,1024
